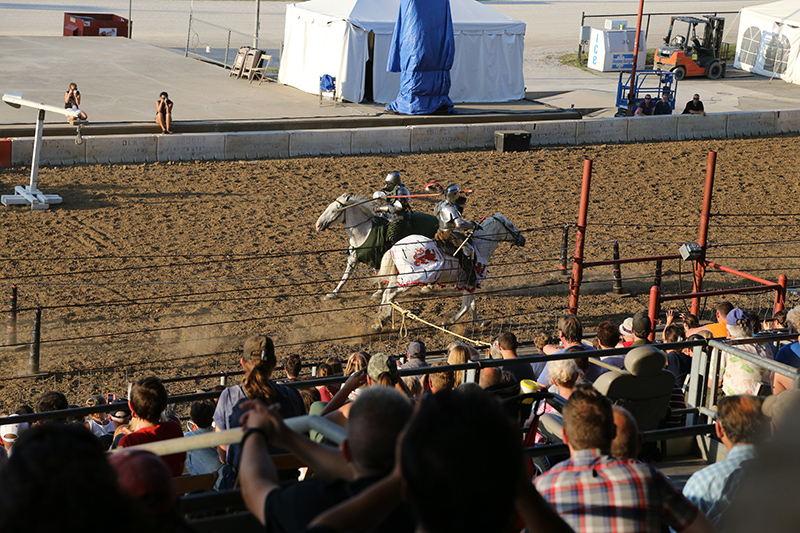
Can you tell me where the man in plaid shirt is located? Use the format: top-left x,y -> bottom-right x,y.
682,395 -> 766,524
534,388 -> 716,533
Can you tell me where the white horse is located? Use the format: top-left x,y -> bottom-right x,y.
316,193 -> 438,301
373,213 -> 526,330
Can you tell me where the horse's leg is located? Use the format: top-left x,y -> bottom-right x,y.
324,249 -> 357,301
451,293 -> 474,323
373,277 -> 400,330
372,251 -> 396,300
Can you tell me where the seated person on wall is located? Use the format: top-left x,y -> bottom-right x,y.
683,94 -> 707,116
64,82 -> 88,123
535,387 -> 715,532
654,92 -> 673,115
634,94 -> 655,116
117,376 -> 186,477
156,91 -> 174,134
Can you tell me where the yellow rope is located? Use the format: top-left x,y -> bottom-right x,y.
388,302 -> 491,348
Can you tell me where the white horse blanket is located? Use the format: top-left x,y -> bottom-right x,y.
390,235 -> 487,291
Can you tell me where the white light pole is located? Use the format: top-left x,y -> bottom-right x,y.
253,0 -> 260,48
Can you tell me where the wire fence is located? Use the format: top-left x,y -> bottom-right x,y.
184,15 -> 281,71
1,213 -> 799,411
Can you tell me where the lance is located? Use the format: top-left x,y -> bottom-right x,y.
332,190 -> 473,213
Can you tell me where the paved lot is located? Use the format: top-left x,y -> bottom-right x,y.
0,0 -> 797,125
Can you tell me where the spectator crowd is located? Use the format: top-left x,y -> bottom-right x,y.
1,302 -> 799,533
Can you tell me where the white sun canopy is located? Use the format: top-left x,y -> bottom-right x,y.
277,0 -> 526,104
735,0 -> 800,85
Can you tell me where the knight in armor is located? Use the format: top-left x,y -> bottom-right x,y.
373,171 -> 411,245
434,184 -> 479,288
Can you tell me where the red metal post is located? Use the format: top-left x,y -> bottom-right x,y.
691,151 -> 716,316
648,285 -> 660,342
776,274 -> 787,313
568,159 -> 592,315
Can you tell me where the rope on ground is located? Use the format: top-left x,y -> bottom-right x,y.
388,302 -> 491,348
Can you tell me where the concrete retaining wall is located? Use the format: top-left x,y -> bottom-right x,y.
4,109 -> 799,168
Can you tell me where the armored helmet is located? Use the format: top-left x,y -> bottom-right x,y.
384,171 -> 402,189
444,183 -> 461,202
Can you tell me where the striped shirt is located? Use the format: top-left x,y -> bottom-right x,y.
535,448 -> 699,532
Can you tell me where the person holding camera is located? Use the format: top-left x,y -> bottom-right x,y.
156,91 -> 173,134
64,82 -> 88,123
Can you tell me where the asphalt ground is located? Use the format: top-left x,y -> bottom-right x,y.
0,0 -> 797,126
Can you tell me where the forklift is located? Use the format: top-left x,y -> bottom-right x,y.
654,15 -> 726,80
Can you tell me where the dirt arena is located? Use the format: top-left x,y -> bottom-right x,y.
0,134 -> 798,411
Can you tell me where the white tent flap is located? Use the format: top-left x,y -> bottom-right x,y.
278,0 -> 525,104
735,0 -> 800,85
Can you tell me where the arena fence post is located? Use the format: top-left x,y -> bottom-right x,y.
28,307 -> 41,375
648,285 -> 660,342
691,151 -> 716,316
612,241 -> 623,294
775,275 -> 787,313
568,159 -> 592,315
6,285 -> 16,347
558,224 -> 570,275
654,260 -> 662,289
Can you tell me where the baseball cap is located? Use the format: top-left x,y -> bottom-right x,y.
727,308 -> 750,326
109,399 -> 132,423
110,449 -> 178,515
632,312 -> 652,337
0,414 -> 29,444
367,353 -> 399,383
242,335 -> 274,361
407,340 -> 426,359
619,317 -> 634,337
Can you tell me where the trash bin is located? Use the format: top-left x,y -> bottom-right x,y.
63,13 -> 130,37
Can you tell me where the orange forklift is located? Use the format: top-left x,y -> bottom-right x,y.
654,15 -> 726,80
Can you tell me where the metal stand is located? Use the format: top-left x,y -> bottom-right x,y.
1,92 -> 76,210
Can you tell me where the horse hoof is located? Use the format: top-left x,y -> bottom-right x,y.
419,285 -> 433,295
370,290 -> 384,300
371,322 -> 384,332
322,293 -> 338,301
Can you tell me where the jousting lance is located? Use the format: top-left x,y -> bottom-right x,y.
332,190 -> 473,212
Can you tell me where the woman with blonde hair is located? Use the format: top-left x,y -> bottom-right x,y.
345,351 -> 369,375
447,343 -> 474,387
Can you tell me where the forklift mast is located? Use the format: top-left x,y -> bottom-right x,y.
707,15 -> 725,58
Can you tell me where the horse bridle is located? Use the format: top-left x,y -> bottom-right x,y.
332,195 -> 371,231
472,215 -> 524,246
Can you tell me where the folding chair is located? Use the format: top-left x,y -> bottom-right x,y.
319,74 -> 337,107
241,49 -> 263,81
230,46 -> 251,78
248,54 -> 273,85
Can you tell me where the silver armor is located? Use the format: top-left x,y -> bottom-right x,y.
434,184 -> 475,258
434,185 -> 474,232
373,174 -> 410,219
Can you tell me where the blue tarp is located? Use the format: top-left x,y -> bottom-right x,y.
385,0 -> 455,115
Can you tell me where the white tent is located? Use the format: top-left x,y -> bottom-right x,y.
277,0 -> 525,104
734,0 -> 800,85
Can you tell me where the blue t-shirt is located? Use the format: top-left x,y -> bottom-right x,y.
775,340 -> 800,369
